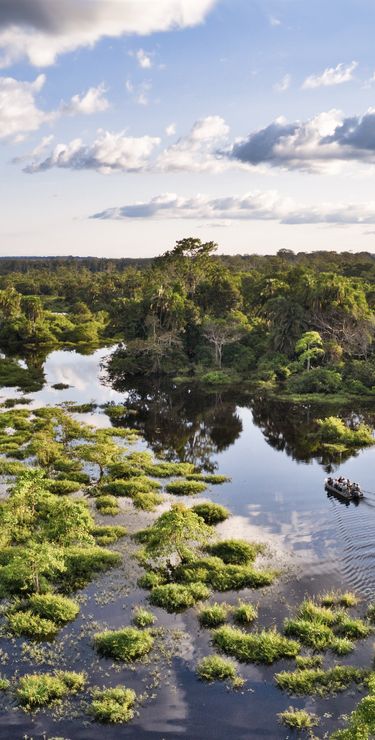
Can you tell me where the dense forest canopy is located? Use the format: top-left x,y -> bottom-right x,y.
0,241 -> 375,398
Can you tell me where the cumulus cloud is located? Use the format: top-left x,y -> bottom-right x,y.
91,191 -> 375,226
156,115 -> 231,172
274,74 -> 291,93
24,129 -> 161,175
229,108 -> 375,172
61,83 -> 109,116
132,49 -> 152,69
302,61 -> 358,89
0,0 -> 218,67
165,122 -> 176,136
0,73 -> 56,140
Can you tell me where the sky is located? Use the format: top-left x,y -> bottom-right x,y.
2,0 -> 375,257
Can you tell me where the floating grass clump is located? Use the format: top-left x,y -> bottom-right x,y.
279,707 -> 318,730
331,673 -> 375,739
192,502 -> 230,525
44,478 -> 81,494
233,602 -> 258,626
27,593 -> 79,624
60,547 -> 121,591
186,474 -> 230,485
8,609 -> 59,640
92,525 -> 127,545
165,480 -> 207,496
103,477 -> 161,497
95,495 -> 120,516
197,655 -> 240,684
295,655 -> 323,670
91,685 -> 137,724
17,670 -> 86,709
132,491 -> 163,511
106,463 -> 144,480
137,571 -> 167,590
175,556 -> 276,592
284,600 -> 370,653
284,618 -> 336,651
297,599 -> 337,625
206,539 -> 266,565
367,603 -> 375,623
94,627 -> 154,662
335,613 -> 370,639
146,462 -> 195,478
132,607 -> 156,628
198,602 -> 229,628
275,665 -> 368,696
149,582 -> 211,612
320,591 -> 359,608
213,626 -> 300,664
0,678 -> 10,691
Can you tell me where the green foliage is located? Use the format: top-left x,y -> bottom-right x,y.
315,416 -> 374,447
287,368 -> 342,395
284,599 -> 369,653
92,525 -> 127,545
191,502 -> 230,525
44,478 -> 82,494
214,625 -> 300,665
233,602 -> 257,625
27,593 -> 79,624
94,627 -> 154,662
90,685 -> 137,724
132,607 -> 156,628
136,503 -> 212,565
186,474 -> 230,484
0,678 -> 10,691
60,547 -> 121,591
149,582 -> 211,612
8,609 -> 59,640
275,666 -> 368,696
175,556 -> 276,591
206,539 -> 265,565
165,480 -> 207,495
131,491 -> 163,511
320,591 -> 359,608
103,477 -> 161,497
137,571 -> 167,590
295,655 -> 323,670
279,707 -> 318,730
17,671 -> 86,709
196,655 -> 239,683
331,673 -> 375,739
146,462 -> 196,478
198,602 -> 229,628
95,495 -> 120,516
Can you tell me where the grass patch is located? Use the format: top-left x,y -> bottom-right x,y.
284,618 -> 335,651
191,502 -> 230,525
198,602 -> 229,628
95,495 -> 120,516
320,591 -> 359,608
102,477 -> 161,497
196,655 -> 240,685
8,610 -> 59,640
206,539 -> 265,565
233,602 -> 257,626
275,666 -> 368,696
60,547 -> 121,591
132,491 -> 163,511
295,655 -> 323,670
44,478 -> 81,494
331,673 -> 375,738
90,685 -> 137,724
92,525 -> 127,545
137,571 -> 167,590
175,556 -> 276,591
132,607 -> 156,628
146,462 -> 195,478
17,670 -> 86,709
279,707 -> 318,730
0,678 -> 10,691
165,480 -> 207,496
213,625 -> 300,664
27,593 -> 79,624
94,627 -> 154,662
186,474 -> 230,485
367,603 -> 375,623
149,582 -> 211,612
284,600 -> 370,653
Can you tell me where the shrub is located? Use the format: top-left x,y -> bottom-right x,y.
60,547 -> 121,591
213,626 -> 300,664
103,477 -> 161,497
132,607 -> 156,628
56,471 -> 91,485
197,655 -> 238,683
91,685 -> 137,723
138,571 -> 167,590
17,671 -> 86,709
28,593 -> 79,624
95,495 -> 120,516
279,708 -> 318,730
233,602 -> 257,626
94,627 -> 154,662
149,582 -> 211,612
287,368 -> 342,394
175,557 -> 275,592
8,610 -> 58,640
186,474 -> 230,485
92,525 -> 127,545
192,502 -> 230,525
44,479 -> 81,494
275,666 -> 368,696
206,539 -> 265,565
198,603 -> 228,628
165,480 -> 207,496
146,462 -> 195,478
132,491 -> 163,511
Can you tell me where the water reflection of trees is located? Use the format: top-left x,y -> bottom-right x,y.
106,375 -> 243,471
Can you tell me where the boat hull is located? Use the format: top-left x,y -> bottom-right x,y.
325,482 -> 363,500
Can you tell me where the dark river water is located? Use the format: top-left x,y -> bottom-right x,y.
1,346 -> 375,739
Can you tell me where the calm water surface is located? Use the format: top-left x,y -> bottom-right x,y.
1,346 -> 375,739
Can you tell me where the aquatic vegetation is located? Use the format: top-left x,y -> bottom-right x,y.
102,477 -> 161,497
44,478 -> 82,494
136,504 -> 212,567
90,685 -> 137,723
295,655 -> 323,670
175,556 -> 276,591
186,474 -> 230,484
191,502 -> 230,525
149,582 -> 211,612
320,591 -> 360,608
206,539 -> 266,565
279,707 -> 318,730
95,495 -> 120,516
131,491 -> 163,511
196,655 -> 239,684
284,618 -> 336,651
92,524 -> 127,545
27,593 -> 79,624
17,670 -> 86,709
132,607 -> 156,628
367,603 -> 375,623
331,673 -> 375,738
8,609 -> 59,640
146,462 -> 196,478
275,666 -> 369,696
165,480 -> 207,496
106,462 -> 144,479
233,602 -> 257,626
198,602 -> 229,628
297,600 -> 337,625
213,626 -> 300,664
60,547 -> 121,591
284,600 -> 370,653
94,627 -> 154,662
0,678 -> 10,691
137,571 -> 167,590
0,459 -> 27,476
315,416 -> 374,449
334,613 -> 370,639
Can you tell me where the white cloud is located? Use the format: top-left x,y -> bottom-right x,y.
165,122 -> 176,136
302,61 -> 358,89
269,16 -> 281,27
24,129 -> 161,175
0,0 -> 218,67
91,190 -> 375,226
0,73 -> 56,141
125,78 -> 152,106
133,49 -> 152,69
157,115 -> 231,172
61,83 -> 109,116
274,73 -> 291,93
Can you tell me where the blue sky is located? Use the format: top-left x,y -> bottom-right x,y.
2,0 -> 375,256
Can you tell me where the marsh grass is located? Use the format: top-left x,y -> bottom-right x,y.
90,685 -> 137,723
196,655 -> 241,685
213,625 -> 300,664
17,670 -> 86,709
94,627 -> 154,662
0,678 -> 10,691
205,539 -> 266,565
198,602 -> 229,628
175,556 -> 275,591
149,582 -> 211,612
275,666 -> 368,696
186,474 -> 230,485
95,495 -> 120,516
146,462 -> 195,478
233,602 -> 258,626
60,547 -> 121,591
320,591 -> 359,608
279,707 -> 318,730
138,571 -> 167,590
191,502 -> 230,525
165,480 -> 208,496
8,610 -> 59,640
27,593 -> 79,624
284,600 -> 370,653
331,673 -> 375,738
102,477 -> 161,497
295,655 -> 323,669
132,607 -> 156,628
132,491 -> 163,511
92,525 -> 127,545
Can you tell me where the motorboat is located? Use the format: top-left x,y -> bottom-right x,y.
325,476 -> 364,501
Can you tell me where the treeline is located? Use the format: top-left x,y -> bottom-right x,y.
1,239 -> 375,397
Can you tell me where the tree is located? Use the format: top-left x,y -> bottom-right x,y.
295,331 -> 324,371
9,541 -> 66,593
21,296 -> 44,324
203,317 -> 244,368
139,503 -> 212,567
76,434 -> 123,481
